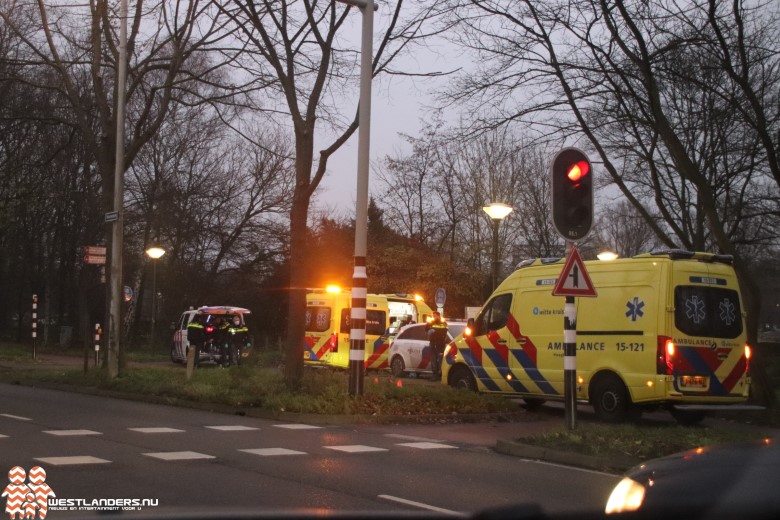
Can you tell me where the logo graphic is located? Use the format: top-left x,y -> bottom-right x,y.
2,466 -> 55,519
719,298 -> 736,326
625,297 -> 645,322
685,296 -> 707,324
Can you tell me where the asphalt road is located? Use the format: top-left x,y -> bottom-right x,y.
0,383 -> 619,518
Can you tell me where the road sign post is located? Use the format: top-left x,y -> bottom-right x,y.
435,287 -> 446,314
552,244 -> 597,430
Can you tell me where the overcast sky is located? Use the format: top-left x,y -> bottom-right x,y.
310,5 -> 457,216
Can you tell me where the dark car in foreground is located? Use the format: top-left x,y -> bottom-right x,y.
606,437 -> 780,518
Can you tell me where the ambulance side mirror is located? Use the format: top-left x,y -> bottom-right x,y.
466,318 -> 476,336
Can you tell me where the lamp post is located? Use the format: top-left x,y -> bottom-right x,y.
337,0 -> 377,397
145,246 -> 165,350
483,202 -> 514,291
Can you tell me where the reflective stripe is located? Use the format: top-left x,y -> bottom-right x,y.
350,329 -> 366,341
564,330 -> 576,344
564,356 -> 576,370
350,350 -> 365,361
352,287 -> 367,299
351,307 -> 366,320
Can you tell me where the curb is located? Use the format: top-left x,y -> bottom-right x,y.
495,439 -> 639,473
3,378 -> 529,426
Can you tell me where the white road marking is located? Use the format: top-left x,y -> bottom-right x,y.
205,425 -> 259,431
43,430 -> 102,436
0,414 -> 32,421
273,424 -> 322,430
377,495 -> 463,515
396,442 -> 457,450
240,448 -> 306,456
34,456 -> 110,466
128,427 -> 185,434
324,445 -> 388,453
384,433 -> 442,443
143,451 -> 215,461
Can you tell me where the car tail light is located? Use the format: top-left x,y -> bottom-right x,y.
330,333 -> 338,353
745,343 -> 751,375
656,336 -> 674,375
206,326 -> 214,334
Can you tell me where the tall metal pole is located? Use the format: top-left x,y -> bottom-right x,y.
342,0 -> 375,397
491,219 -> 500,291
149,260 -> 157,351
108,0 -> 128,377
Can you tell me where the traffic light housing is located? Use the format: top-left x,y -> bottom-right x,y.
551,148 -> 593,241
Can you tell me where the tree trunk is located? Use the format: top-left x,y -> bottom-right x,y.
284,127 -> 315,389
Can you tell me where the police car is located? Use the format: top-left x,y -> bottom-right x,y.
171,306 -> 252,365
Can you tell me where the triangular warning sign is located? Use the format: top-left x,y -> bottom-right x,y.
552,245 -> 597,297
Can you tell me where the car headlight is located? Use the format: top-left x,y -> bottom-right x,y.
605,477 -> 646,514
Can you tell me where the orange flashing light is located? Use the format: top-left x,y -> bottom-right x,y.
325,285 -> 341,294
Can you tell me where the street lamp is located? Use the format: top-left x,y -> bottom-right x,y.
145,246 -> 165,350
483,202 -> 514,291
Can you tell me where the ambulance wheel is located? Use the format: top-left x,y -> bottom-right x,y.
390,356 -> 406,378
669,407 -> 707,425
591,375 -> 631,422
449,366 -> 477,392
170,345 -> 178,364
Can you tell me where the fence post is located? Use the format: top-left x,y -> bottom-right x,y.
32,294 -> 38,360
94,324 -> 101,368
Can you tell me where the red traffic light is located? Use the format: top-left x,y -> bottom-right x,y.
567,161 -> 590,182
551,148 -> 593,241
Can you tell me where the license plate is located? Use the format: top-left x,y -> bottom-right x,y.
303,351 -> 311,359
680,375 -> 708,388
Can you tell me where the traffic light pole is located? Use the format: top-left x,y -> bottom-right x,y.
563,241 -> 577,430
564,294 -> 577,430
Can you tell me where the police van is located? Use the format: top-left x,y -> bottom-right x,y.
304,287 -> 433,369
442,250 -> 751,423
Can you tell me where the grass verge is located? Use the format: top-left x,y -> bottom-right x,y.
517,422 -> 776,462
3,365 -> 517,417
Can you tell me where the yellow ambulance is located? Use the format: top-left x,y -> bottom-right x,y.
303,287 -> 433,369
442,250 -> 751,423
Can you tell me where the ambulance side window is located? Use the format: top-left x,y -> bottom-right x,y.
475,294 -> 513,335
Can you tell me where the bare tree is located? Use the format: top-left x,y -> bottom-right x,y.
0,0 -> 244,372
441,0 -> 780,402
595,201 -> 662,258
123,102 -> 293,338
376,123 -> 564,294
218,0 -> 446,387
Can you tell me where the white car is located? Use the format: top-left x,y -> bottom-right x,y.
388,322 -> 466,377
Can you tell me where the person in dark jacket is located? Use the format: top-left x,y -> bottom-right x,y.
226,315 -> 249,366
425,311 -> 448,380
186,314 -> 207,367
